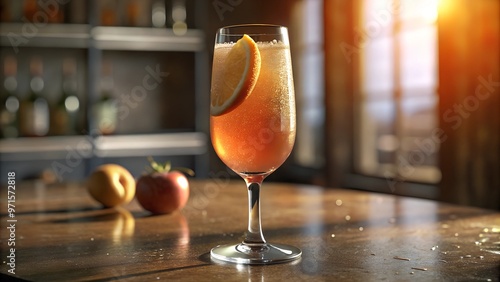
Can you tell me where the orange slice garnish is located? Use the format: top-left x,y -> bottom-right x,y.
210,34 -> 261,116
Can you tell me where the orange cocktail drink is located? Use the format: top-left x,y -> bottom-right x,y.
209,25 -> 301,265
210,41 -> 296,174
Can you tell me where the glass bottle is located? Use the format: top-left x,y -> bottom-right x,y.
0,56 -> 20,138
50,58 -> 80,135
92,60 -> 117,135
19,57 -> 50,137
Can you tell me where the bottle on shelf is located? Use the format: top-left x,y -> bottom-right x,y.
22,0 -> 38,22
170,0 -> 188,35
0,0 -> 13,22
92,60 -> 117,135
22,0 -> 64,23
151,0 -> 166,28
18,57 -> 50,137
67,0 -> 87,24
0,56 -> 20,138
50,58 -> 81,136
100,0 -> 119,26
126,0 -> 139,26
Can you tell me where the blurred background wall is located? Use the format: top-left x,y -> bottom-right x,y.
0,0 -> 498,209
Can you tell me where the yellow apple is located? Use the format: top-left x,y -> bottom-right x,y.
87,164 -> 136,207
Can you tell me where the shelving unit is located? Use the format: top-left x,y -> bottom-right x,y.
0,23 -> 91,48
0,1 -> 210,180
0,135 -> 92,161
93,132 -> 206,158
0,132 -> 207,161
91,26 -> 204,51
0,23 -> 205,51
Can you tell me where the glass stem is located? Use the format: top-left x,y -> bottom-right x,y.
242,175 -> 267,247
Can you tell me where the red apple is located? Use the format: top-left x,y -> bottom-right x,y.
136,158 -> 193,214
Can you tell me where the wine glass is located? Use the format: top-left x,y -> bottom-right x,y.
209,24 -> 301,264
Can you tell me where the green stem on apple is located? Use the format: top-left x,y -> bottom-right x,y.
146,156 -> 195,176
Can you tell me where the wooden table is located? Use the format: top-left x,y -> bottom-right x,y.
1,180 -> 499,281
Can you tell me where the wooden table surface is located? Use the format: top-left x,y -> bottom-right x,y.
1,179 -> 499,281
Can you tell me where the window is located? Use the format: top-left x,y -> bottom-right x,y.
356,0 -> 441,183
291,0 -> 325,168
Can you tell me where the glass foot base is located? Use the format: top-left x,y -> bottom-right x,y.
210,243 -> 301,265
